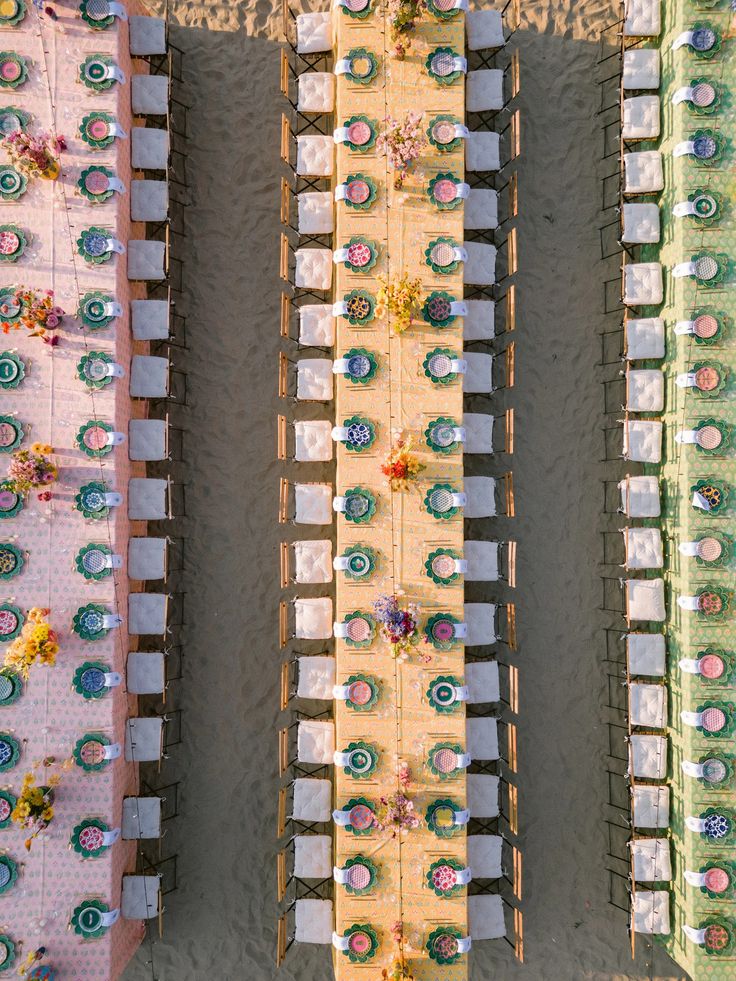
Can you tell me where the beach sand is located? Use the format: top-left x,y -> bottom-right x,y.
122,0 -> 686,978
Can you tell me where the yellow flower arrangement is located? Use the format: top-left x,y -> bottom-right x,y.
381,435 -> 425,491
30,442 -> 53,456
4,607 -> 58,680
375,272 -> 423,334
11,767 -> 59,850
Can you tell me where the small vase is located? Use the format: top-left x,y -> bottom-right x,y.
40,160 -> 60,181
394,174 -> 404,190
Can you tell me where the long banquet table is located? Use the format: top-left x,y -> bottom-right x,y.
332,4 -> 468,977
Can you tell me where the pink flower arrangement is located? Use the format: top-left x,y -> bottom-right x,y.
7,445 -> 57,496
1,288 -> 64,341
375,791 -> 421,836
1,130 -> 66,177
373,594 -> 419,658
377,112 -> 427,188
385,0 -> 426,58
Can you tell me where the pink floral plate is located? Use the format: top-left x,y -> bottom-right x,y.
0,231 -> 19,255
348,121 -> 371,146
83,425 -> 109,451
0,60 -> 20,83
347,242 -> 372,267
346,179 -> 370,204
348,680 -> 372,705
432,864 -> 458,890
348,804 -> 373,830
79,825 -> 106,851
434,178 -> 458,203
700,653 -> 725,679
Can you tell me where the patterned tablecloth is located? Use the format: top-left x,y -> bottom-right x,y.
632,3 -> 736,978
333,4 -> 469,978
0,2 -> 149,977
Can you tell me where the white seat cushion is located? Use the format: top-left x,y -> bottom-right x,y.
295,899 -> 333,944
129,593 -> 167,635
633,891 -> 670,935
467,774 -> 499,818
294,420 -> 333,462
464,189 -> 498,230
623,49 -> 660,89
293,778 -> 332,822
131,75 -> 168,115
297,656 -> 336,699
296,135 -> 334,177
126,651 -> 165,694
619,475 -> 661,517
632,784 -> 669,828
624,528 -> 663,569
130,355 -> 169,398
626,368 -> 664,411
631,838 -> 671,882
465,476 -> 497,518
128,478 -> 168,520
463,352 -> 493,393
294,483 -> 332,524
630,734 -> 668,779
623,419 -> 662,463
463,242 -> 496,286
624,0 -> 661,36
299,305 -> 335,346
293,540 -> 333,584
626,578 -> 666,622
622,203 -> 660,244
294,835 -> 332,878
131,299 -> 169,340
296,12 -> 332,54
124,718 -> 163,762
465,661 -> 500,703
131,127 -> 169,171
622,96 -> 660,140
463,412 -> 494,452
129,16 -> 167,56
128,537 -> 166,580
467,835 -> 503,878
467,10 -> 504,50
122,797 -> 162,839
467,69 -> 504,112
624,151 -> 663,194
629,683 -> 667,728
466,131 -> 500,171
129,419 -> 167,461
297,720 -> 335,764
294,597 -> 333,639
464,602 -> 497,647
127,240 -> 166,281
627,632 -> 666,676
298,72 -> 335,113
624,262 -> 663,306
626,317 -> 665,360
296,359 -> 333,400
298,192 -> 334,235
295,249 -> 333,290
130,179 -> 168,222
463,299 -> 495,340
469,894 -> 506,940
464,540 -> 499,581
122,875 -> 160,919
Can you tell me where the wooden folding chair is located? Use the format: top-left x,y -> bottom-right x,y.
281,113 -> 293,169
277,414 -> 288,461
277,786 -> 289,838
278,351 -> 290,398
279,477 -> 290,524
500,601 -> 517,650
278,724 -> 291,776
280,659 -> 292,711
496,172 -> 518,230
280,232 -> 292,284
501,663 -> 519,715
510,843 -> 522,901
496,283 -> 516,334
280,540 -> 291,588
509,49 -> 520,102
498,471 -> 515,517
513,906 -> 524,962
496,408 -> 514,454
276,912 -> 289,966
504,721 -> 518,774
279,599 -> 290,648
280,292 -> 293,340
500,539 -> 517,586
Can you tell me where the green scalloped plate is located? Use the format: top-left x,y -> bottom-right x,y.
0,0 -> 26,27
341,289 -> 375,324
0,107 -> 26,136
342,173 -> 377,211
73,604 -> 113,641
340,923 -> 378,963
425,236 -> 462,274
426,798 -> 463,837
423,347 -> 462,385
687,76 -> 721,115
78,291 -> 116,329
75,543 -> 113,581
0,53 -> 27,89
0,167 -> 25,203
0,543 -> 22,581
341,797 -> 376,835
691,127 -> 726,164
341,415 -> 376,452
73,733 -> 111,772
0,416 -> 23,453
343,48 -> 378,84
77,226 -> 114,264
340,0 -> 373,19
0,670 -> 21,707
342,487 -> 376,524
71,898 -> 112,937
696,586 -> 732,620
428,172 -> 464,210
425,417 -> 461,453
76,420 -> 113,457
0,353 -> 24,390
691,478 -> 729,514
0,482 -> 21,520
0,855 -> 18,895
424,482 -> 461,519
74,481 -> 112,519
428,742 -> 465,780
79,54 -> 117,91
696,700 -> 736,737
78,166 -> 116,203
339,237 -> 378,273
343,674 -> 380,710
0,734 -> 19,772
340,740 -> 378,779
425,547 -> 461,584
0,605 -> 23,642
423,291 -> 458,327
0,791 -> 15,829
426,925 -> 463,964
428,114 -> 463,151
698,861 -> 736,899
341,348 -> 377,384
425,613 -> 461,650
341,855 -> 377,895
71,818 -> 111,857
691,360 -> 728,398
427,675 -> 464,713
79,112 -> 118,149
77,351 -> 114,389
340,545 -> 376,580
0,934 -> 15,971
691,250 -> 729,287
342,611 -> 375,648
426,47 -> 463,84
80,0 -> 115,28
342,115 -> 378,152
73,661 -> 111,699
426,857 -> 465,896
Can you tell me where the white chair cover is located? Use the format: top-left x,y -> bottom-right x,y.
297,720 -> 335,764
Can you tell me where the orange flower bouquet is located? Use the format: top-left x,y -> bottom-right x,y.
4,608 -> 58,680
381,435 -> 425,490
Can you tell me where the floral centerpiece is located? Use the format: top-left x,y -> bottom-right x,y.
382,921 -> 414,979
4,608 -> 58,680
376,273 -> 422,334
6,444 -> 57,497
385,0 -> 425,59
377,112 -> 426,188
373,594 -> 419,657
1,130 -> 66,179
1,288 -> 64,342
381,434 -> 425,490
12,763 -> 62,850
375,783 -> 421,836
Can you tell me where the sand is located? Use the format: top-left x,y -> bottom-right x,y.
121,0 -> 686,978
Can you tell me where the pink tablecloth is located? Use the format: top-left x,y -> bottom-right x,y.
0,2 -> 152,977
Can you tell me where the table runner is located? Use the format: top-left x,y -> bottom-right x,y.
333,5 -> 468,978
0,4 -> 148,977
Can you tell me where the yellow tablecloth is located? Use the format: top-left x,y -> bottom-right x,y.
333,4 -> 468,978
